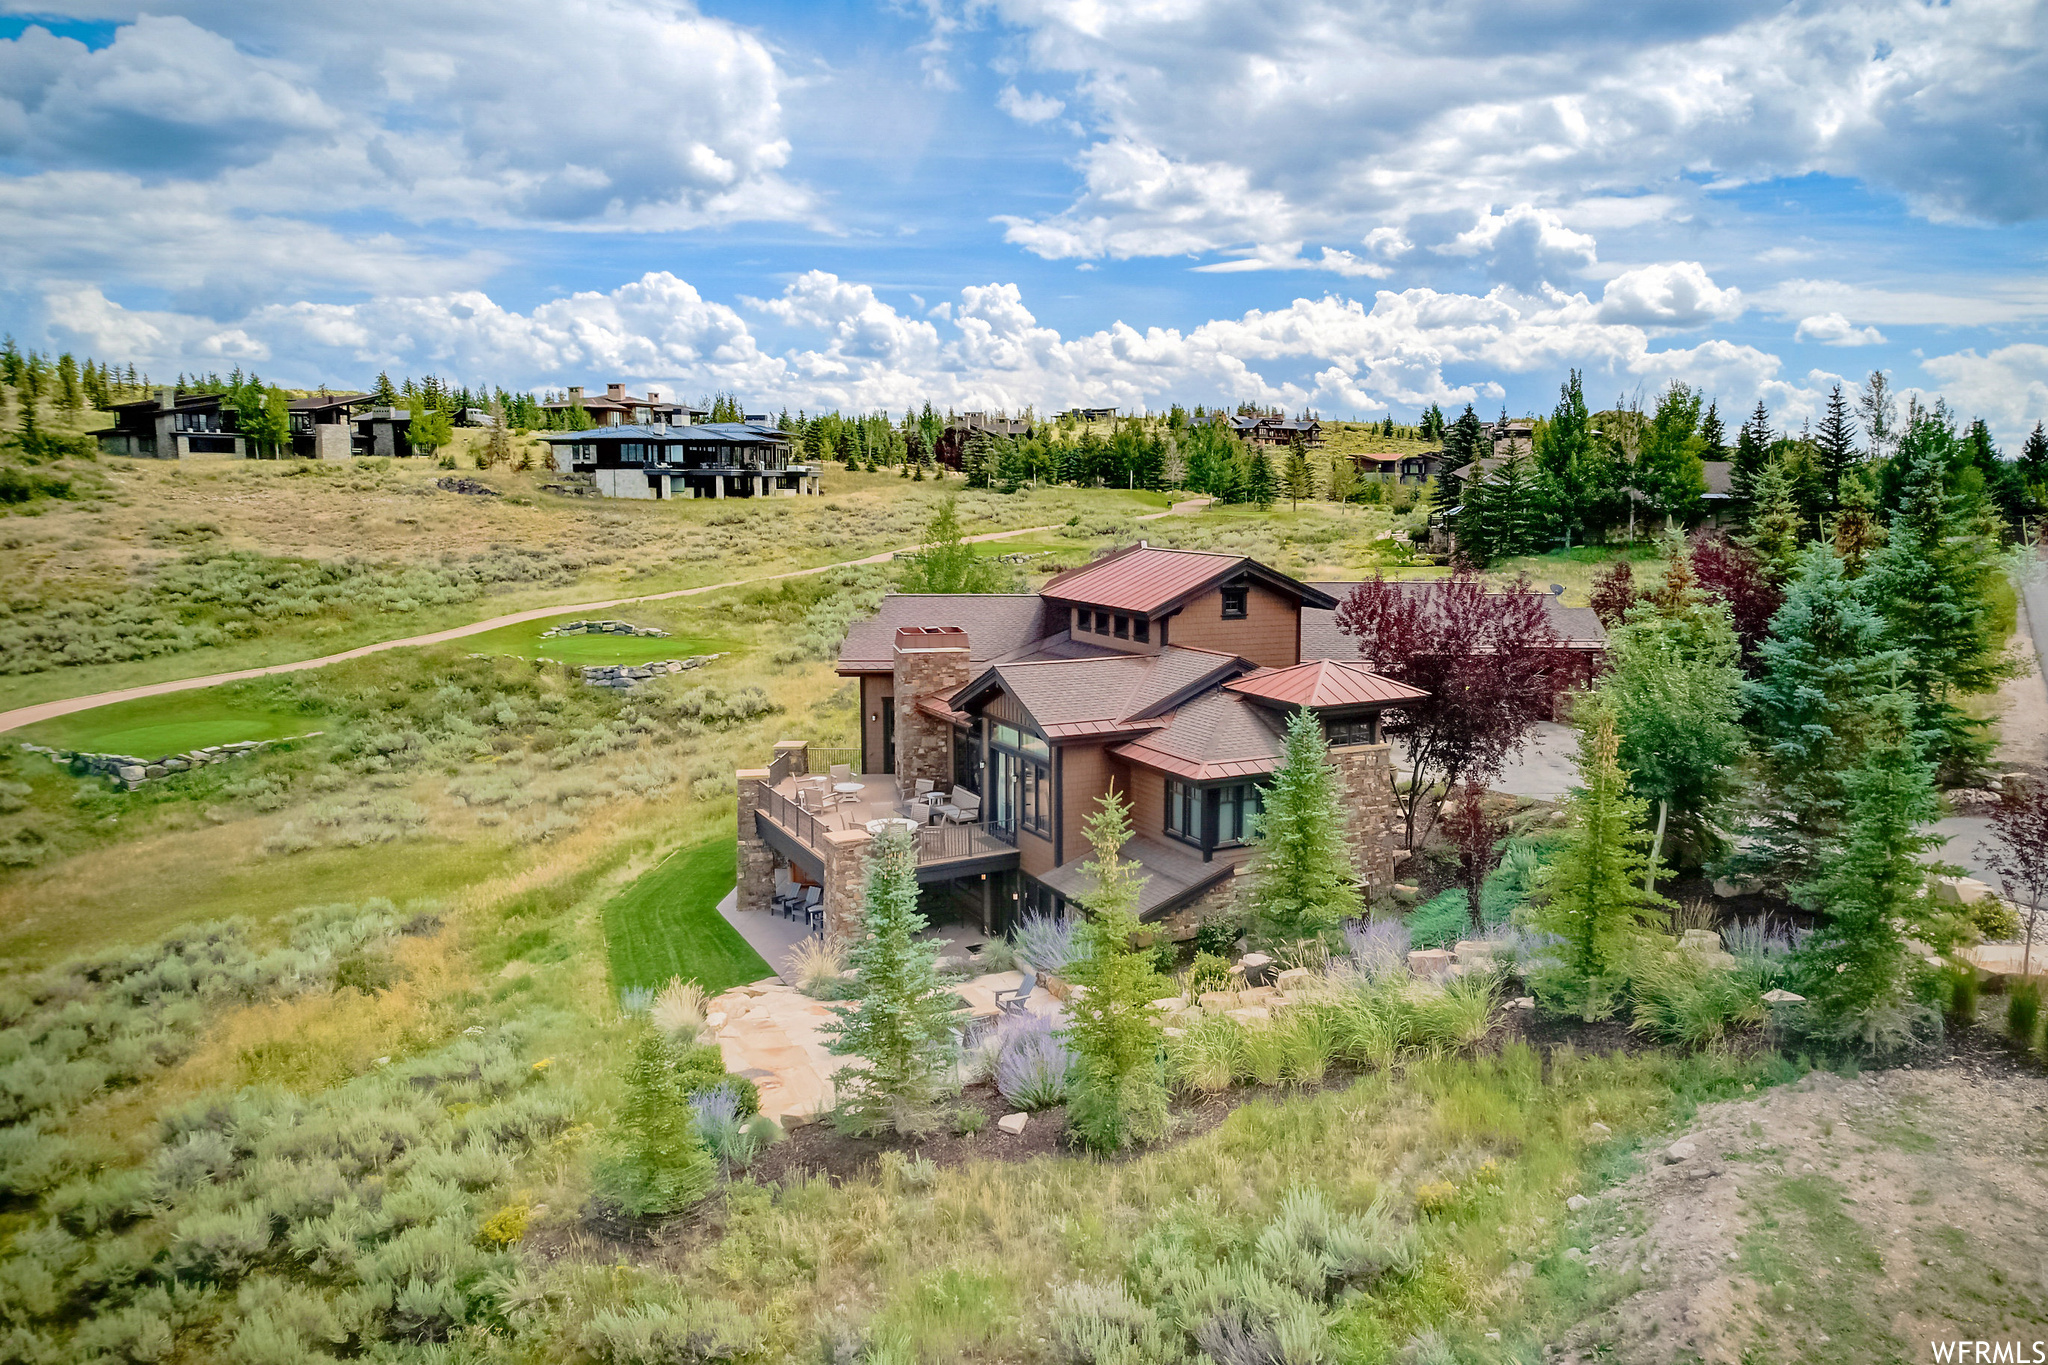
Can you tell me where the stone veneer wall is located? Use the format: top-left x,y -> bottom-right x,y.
891,638 -> 970,799
1329,742 -> 1398,892
734,767 -> 776,915
820,828 -> 874,944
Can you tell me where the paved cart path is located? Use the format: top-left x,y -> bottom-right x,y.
0,498 -> 1213,735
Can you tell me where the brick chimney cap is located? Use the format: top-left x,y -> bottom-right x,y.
893,625 -> 969,650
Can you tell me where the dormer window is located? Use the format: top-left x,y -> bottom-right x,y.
1134,616 -> 1150,643
1220,585 -> 1249,619
1113,614 -> 1129,639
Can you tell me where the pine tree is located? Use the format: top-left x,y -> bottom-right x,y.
1699,399 -> 1726,457
55,353 -> 80,411
1730,400 -> 1772,511
1725,543 -> 1905,896
1530,699 -> 1668,1021
1636,381 -> 1707,528
2022,422 -> 2048,488
1815,383 -> 1860,510
371,371 -> 398,405
1063,792 -> 1169,1152
1244,709 -> 1362,945
1791,692 -> 1944,1044
1829,476 -> 1886,576
1864,419 -> 2012,774
1246,448 -> 1277,509
595,1030 -> 717,1216
1858,370 -> 1898,462
1742,457 -> 1807,579
824,826 -> 964,1136
1535,369 -> 1597,547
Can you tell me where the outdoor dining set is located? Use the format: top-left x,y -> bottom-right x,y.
770,766 -> 985,937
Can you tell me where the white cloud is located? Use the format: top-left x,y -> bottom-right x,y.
1918,345 -> 2048,441
997,86 -> 1065,123
1794,312 -> 1888,346
1595,262 -> 1744,328
1440,205 -> 1598,291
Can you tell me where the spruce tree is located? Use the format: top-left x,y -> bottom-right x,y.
55,353 -> 80,411
824,826 -> 964,1136
1245,708 -> 1362,945
1699,399 -> 1726,457
1282,447 -> 1314,508
1246,448 -> 1277,509
1636,382 -> 1706,528
1730,400 -> 1772,511
1791,692 -> 1944,1045
1725,543 -> 1903,896
1814,383 -> 1860,510
1535,369 -> 1597,546
1064,792 -> 1169,1152
596,1030 -> 717,1215
1742,457 -> 1807,579
371,371 -> 398,405
1864,419 -> 2011,773
1531,699 -> 1668,1021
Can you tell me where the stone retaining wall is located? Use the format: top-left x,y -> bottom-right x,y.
542,619 -> 670,639
18,733 -> 322,790
580,654 -> 724,689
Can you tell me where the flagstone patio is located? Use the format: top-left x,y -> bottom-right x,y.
707,969 -> 1064,1124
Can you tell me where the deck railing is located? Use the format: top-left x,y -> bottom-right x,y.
915,821 -> 1014,864
756,785 -> 827,853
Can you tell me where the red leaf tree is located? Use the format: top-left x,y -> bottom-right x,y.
1446,782 -> 1507,935
1688,529 -> 1783,668
1335,572 -> 1563,850
1589,559 -> 1642,629
1983,773 -> 2048,979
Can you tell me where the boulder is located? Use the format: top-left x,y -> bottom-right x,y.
1273,966 -> 1312,990
996,1112 -> 1028,1135
1407,949 -> 1454,980
1198,990 -> 1239,1012
117,766 -> 145,783
1392,883 -> 1421,904
143,765 -> 166,779
1147,997 -> 1187,1014
1761,988 -> 1806,1005
1225,1006 -> 1271,1024
1679,929 -> 1723,955
1933,876 -> 1995,906
1662,1139 -> 1698,1164
1509,996 -> 1536,1010
1588,1121 -> 1612,1139
1452,940 -> 1497,962
1566,1194 -> 1591,1212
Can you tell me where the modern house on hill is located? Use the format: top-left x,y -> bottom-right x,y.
93,389 -> 246,458
540,384 -> 704,428
736,544 -> 1472,943
1221,413 -> 1324,448
288,392 -> 370,459
541,420 -> 820,498
934,412 -> 1034,467
1353,450 -> 1446,484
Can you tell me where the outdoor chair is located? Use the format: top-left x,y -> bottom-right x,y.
771,873 -> 798,913
830,763 -> 853,782
786,885 -> 821,922
995,962 -> 1037,1015
805,900 -> 825,937
938,789 -> 982,825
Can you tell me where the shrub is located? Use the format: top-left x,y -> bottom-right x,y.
2009,982 -> 2042,1048
1939,961 -> 1979,1026
1628,950 -> 1767,1046
1969,897 -> 2021,941
1185,951 -> 1233,998
1013,912 -> 1082,976
594,1033 -> 716,1217
577,1300 -> 763,1364
1341,919 -> 1410,981
689,1083 -> 760,1170
783,937 -> 846,998
477,1203 -> 531,1248
1238,1023 -> 1286,1087
649,978 -> 709,1046
1167,1015 -> 1243,1095
1408,973 -> 1498,1049
1191,911 -> 1245,958
992,1013 -> 1074,1111
1278,1008 -> 1337,1087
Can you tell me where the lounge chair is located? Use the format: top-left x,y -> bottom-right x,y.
771,873 -> 800,914
788,885 -> 821,923
830,763 -> 853,783
937,789 -> 982,825
995,961 -> 1037,1015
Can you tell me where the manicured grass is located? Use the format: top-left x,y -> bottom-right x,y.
20,687 -> 319,757
601,835 -> 768,994
462,617 -> 739,665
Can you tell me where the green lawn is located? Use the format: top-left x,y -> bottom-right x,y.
601,836 -> 768,994
20,688 -> 319,757
461,618 -> 740,666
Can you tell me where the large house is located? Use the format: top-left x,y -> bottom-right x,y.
93,389 -> 246,459
1353,450 -> 1446,484
735,545 -> 1601,943
289,392 -> 371,459
541,420 -> 820,498
934,412 -> 1033,468
1220,413 -> 1324,449
540,384 -> 705,428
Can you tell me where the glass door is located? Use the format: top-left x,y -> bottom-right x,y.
988,749 -> 1017,841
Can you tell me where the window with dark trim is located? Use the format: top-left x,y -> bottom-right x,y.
1164,779 -> 1199,844
1216,782 -> 1264,845
1325,716 -> 1378,747
1113,614 -> 1129,639
1220,584 -> 1249,619
1134,616 -> 1150,642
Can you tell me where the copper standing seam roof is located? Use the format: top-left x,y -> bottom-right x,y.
1223,659 -> 1429,709
1037,545 -> 1251,614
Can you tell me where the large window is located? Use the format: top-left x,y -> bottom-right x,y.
1216,782 -> 1264,845
990,722 -> 1050,839
1164,778 -> 1263,848
953,718 -> 983,796
1325,716 -> 1379,747
1165,779 -> 1199,844
620,443 -> 646,463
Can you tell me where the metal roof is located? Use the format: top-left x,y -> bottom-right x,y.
286,392 -> 370,411
1040,544 -> 1337,615
1223,659 -> 1428,709
836,596 -> 1059,674
539,421 -> 789,444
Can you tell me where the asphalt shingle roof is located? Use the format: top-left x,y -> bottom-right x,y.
836,595 -> 1058,672
1301,581 -> 1607,660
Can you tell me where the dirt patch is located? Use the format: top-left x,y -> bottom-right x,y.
1554,1041 -> 2048,1364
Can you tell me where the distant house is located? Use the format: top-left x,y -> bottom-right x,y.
540,384 -> 705,428
1063,406 -> 1115,422
934,412 -> 1033,468
353,407 -> 416,459
1487,418 -> 1535,457
540,419 -> 820,499
288,392 -> 371,460
1353,450 -> 1445,484
93,389 -> 246,459
1222,413 -> 1324,448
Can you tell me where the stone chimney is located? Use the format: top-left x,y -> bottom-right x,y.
606,383 -> 626,400
646,390 -> 660,403
891,626 -> 970,799
567,386 -> 583,403
158,386 -> 176,410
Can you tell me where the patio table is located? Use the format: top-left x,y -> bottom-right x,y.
865,817 -> 919,837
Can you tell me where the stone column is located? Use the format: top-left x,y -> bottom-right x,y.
735,766 -> 775,914
714,476 -> 725,499
821,827 -> 874,944
1329,742 -> 1398,893
891,626 -> 971,798
773,739 -> 810,778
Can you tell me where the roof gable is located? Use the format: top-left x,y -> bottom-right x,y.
1223,659 -> 1428,710
1040,544 -> 1337,616
951,646 -> 1251,739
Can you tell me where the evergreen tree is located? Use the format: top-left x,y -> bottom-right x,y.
55,353 -> 81,411
371,371 -> 398,405
1730,399 -> 1772,511
1636,381 -> 1707,528
1246,448 -> 1277,509
1858,370 -> 1898,462
1725,543 -> 1904,896
2021,422 -> 2048,490
0,336 -> 20,389
898,496 -> 1006,594
1829,475 -> 1886,576
961,430 -> 995,488
1864,418 -> 2012,774
1742,457 -> 1807,579
1282,448 -> 1314,508
1063,792 -> 1169,1152
1791,692 -> 1945,1045
824,826 -> 964,1135
1244,709 -> 1362,945
594,1030 -> 717,1216
1530,698 -> 1668,1021
1814,383 -> 1860,510
1535,369 -> 1597,547
1699,399 -> 1726,457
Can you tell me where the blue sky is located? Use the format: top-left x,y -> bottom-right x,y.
0,0 -> 2044,439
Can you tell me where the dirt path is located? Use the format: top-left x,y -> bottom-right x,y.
0,498 -> 1212,735
1554,1059 -> 2048,1364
